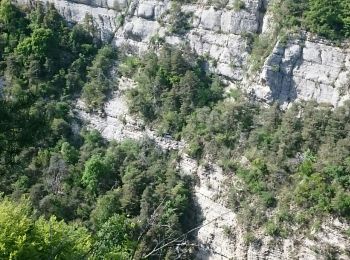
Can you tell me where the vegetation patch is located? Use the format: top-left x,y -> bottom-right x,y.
272,0 -> 350,40
0,2 -> 195,258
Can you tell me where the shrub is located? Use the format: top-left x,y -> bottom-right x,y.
168,3 -> 192,35
233,0 -> 245,11
82,45 -> 117,110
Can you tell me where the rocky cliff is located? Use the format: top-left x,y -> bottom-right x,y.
250,36 -> 350,107
14,0 -> 350,258
16,0 -> 266,80
15,0 -> 350,106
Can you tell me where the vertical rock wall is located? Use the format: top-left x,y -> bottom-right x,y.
250,36 -> 350,107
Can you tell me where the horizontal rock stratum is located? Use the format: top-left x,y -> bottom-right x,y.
15,0 -> 350,107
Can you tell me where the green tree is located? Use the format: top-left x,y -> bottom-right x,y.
16,28 -> 55,59
82,45 -> 117,110
90,189 -> 123,228
0,198 -> 33,259
0,198 -> 92,259
82,154 -> 108,192
305,0 -> 344,39
92,214 -> 137,259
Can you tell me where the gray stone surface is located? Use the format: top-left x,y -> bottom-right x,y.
250,37 -> 350,107
12,0 -> 350,258
15,0 -> 350,107
14,0 -> 264,80
137,2 -> 155,19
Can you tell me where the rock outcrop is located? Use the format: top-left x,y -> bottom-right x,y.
13,0 -> 350,258
250,36 -> 350,107
15,0 -> 266,80
15,0 -> 350,106
74,77 -> 184,150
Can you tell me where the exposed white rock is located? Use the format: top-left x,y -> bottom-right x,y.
124,17 -> 160,41
137,2 -> 155,19
13,0 -> 350,258
199,7 -> 222,32
14,0 -> 265,79
15,0 -> 350,108
68,0 -> 128,10
74,77 -> 241,259
14,0 -> 119,40
250,37 -> 350,107
74,77 -> 184,150
184,160 -> 240,260
187,29 -> 248,80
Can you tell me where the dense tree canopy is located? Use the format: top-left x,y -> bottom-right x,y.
276,0 -> 350,39
0,2 -> 194,259
0,198 -> 92,259
125,46 -> 224,138
125,45 -> 350,238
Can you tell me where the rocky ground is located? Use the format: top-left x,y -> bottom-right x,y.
16,0 -> 350,106
250,36 -> 350,107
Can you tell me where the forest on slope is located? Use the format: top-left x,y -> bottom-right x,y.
124,48 -> 350,240
275,0 -> 349,40
0,2 -> 194,259
0,0 -> 349,259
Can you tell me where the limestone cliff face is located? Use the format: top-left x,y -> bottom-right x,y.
14,0 -> 350,258
15,0 -> 266,81
15,0 -> 350,105
250,36 -> 350,107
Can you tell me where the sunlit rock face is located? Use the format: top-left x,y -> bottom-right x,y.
251,37 -> 350,107
14,0 -> 350,106
15,0 -> 267,81
74,79 -> 350,260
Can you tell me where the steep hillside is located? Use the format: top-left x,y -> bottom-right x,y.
15,0 -> 350,107
1,0 -> 350,259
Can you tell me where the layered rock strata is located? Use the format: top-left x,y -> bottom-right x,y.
250,37 -> 350,107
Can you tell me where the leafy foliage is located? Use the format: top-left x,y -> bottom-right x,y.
125,46 -> 224,137
183,99 -> 350,232
273,0 -> 350,40
0,198 -> 92,259
82,45 -> 117,110
0,3 -> 194,259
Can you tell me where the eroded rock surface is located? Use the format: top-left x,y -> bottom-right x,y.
74,77 -> 184,150
15,0 -> 266,80
250,37 -> 350,107
14,0 -> 350,106
74,78 -> 243,259
13,0 -> 350,258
